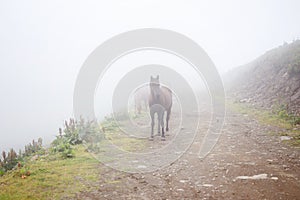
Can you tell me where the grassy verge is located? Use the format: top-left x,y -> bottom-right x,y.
0,114 -> 148,199
99,114 -> 147,152
227,100 -> 300,146
0,145 -> 99,200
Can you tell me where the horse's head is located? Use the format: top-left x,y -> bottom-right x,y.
150,75 -> 160,100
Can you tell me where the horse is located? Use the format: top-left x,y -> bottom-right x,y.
148,75 -> 172,140
134,86 -> 149,115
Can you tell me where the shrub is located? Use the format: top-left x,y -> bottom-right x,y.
275,103 -> 300,126
63,119 -> 83,145
0,149 -> 18,172
51,118 -> 104,158
24,138 -> 44,157
51,137 -> 74,158
0,168 -> 4,176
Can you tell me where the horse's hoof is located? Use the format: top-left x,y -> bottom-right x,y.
149,137 -> 154,141
166,128 -> 169,131
161,137 -> 166,141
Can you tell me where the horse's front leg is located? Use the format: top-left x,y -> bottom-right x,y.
157,112 -> 161,136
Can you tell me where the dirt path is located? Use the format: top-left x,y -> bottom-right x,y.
74,109 -> 300,200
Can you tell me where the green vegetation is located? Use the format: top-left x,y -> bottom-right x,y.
0,149 -> 18,174
100,115 -> 146,152
0,114 -> 146,199
0,145 -> 99,200
228,100 -> 300,146
0,118 -> 104,199
285,44 -> 300,76
51,118 -> 104,158
50,120 -> 79,159
273,103 -> 300,126
262,40 -> 300,77
24,138 -> 44,157
228,101 -> 290,129
0,139 -> 44,177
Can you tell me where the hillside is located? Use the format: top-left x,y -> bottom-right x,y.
1,108 -> 300,199
1,41 -> 300,199
225,40 -> 300,116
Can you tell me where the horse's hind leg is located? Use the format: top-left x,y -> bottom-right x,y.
161,111 -> 165,140
166,108 -> 171,131
157,124 -> 161,136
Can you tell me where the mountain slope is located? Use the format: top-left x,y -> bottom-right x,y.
225,40 -> 300,116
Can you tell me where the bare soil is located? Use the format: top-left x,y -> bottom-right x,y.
73,109 -> 300,200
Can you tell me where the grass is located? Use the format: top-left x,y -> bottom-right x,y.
99,114 -> 147,152
0,145 -> 100,200
227,101 -> 292,129
105,133 -> 146,152
0,114 -> 148,199
227,100 -> 300,146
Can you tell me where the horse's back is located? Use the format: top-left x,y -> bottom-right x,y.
161,86 -> 172,110
135,87 -> 149,102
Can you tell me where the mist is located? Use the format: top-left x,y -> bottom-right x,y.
0,0 -> 300,153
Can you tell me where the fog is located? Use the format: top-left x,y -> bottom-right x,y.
0,0 -> 300,153
94,50 -> 207,120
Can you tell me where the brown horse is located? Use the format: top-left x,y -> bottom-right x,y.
134,86 -> 149,115
148,75 -> 172,140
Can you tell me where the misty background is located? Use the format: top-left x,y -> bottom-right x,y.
0,0 -> 300,153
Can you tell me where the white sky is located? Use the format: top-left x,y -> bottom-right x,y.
0,0 -> 300,152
